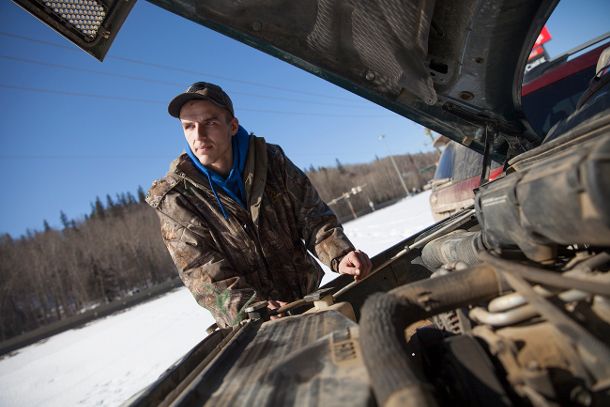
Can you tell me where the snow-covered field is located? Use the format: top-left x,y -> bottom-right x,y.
0,191 -> 435,407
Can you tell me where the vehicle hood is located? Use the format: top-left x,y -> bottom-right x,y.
149,0 -> 558,163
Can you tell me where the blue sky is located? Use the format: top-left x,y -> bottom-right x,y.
1,0 -> 609,238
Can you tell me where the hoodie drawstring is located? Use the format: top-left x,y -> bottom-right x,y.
205,172 -> 229,220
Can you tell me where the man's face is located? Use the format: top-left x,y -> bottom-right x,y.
180,99 -> 239,177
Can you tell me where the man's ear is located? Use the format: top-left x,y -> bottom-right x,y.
230,117 -> 239,136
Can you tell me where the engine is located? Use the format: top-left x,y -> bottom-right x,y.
358,88 -> 610,407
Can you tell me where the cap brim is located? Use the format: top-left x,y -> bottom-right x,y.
168,93 -> 227,118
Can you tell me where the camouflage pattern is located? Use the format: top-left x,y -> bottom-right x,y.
147,135 -> 355,328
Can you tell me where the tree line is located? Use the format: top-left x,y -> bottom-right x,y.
0,151 -> 437,341
0,187 -> 176,342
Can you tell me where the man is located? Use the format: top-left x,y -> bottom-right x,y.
147,82 -> 372,328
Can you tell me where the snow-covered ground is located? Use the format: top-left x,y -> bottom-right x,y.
0,191 -> 435,407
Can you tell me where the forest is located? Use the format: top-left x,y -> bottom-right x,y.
0,151 -> 437,341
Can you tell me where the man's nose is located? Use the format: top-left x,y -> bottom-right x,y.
195,124 -> 207,139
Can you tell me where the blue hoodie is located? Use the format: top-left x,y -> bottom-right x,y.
185,125 -> 249,219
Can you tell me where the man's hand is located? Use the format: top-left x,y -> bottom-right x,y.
339,250 -> 373,282
267,300 -> 288,320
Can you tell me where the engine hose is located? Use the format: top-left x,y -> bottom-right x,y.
421,230 -> 486,270
359,264 -> 501,407
565,251 -> 610,275
469,304 -> 540,327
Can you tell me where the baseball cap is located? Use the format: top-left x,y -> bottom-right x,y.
168,82 -> 234,118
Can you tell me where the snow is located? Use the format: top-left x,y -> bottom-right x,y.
0,191 -> 435,407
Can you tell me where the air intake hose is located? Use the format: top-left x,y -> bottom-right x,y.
420,230 -> 487,270
359,264 -> 501,407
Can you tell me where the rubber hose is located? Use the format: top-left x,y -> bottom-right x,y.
359,264 -> 501,407
421,230 -> 485,270
567,251 -> 610,275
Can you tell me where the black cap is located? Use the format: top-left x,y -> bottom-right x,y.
168,82 -> 234,118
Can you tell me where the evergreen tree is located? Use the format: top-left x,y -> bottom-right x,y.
138,185 -> 146,203
43,220 -> 51,232
126,191 -> 137,205
336,158 -> 347,175
0,233 -> 13,246
60,211 -> 71,230
119,192 -> 128,208
106,194 -> 115,210
94,196 -> 105,219
137,186 -> 146,203
107,194 -> 123,218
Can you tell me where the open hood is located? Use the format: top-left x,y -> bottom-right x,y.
147,0 -> 558,163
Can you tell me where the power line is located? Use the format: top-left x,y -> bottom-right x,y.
0,31 -> 368,103
0,84 -> 392,118
0,54 -> 186,87
1,84 -> 166,104
107,55 -> 361,102
0,54 -> 372,108
0,31 -> 76,51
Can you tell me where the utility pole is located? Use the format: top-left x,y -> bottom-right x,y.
379,135 -> 410,196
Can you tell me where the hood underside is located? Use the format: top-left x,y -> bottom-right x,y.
148,0 -> 558,163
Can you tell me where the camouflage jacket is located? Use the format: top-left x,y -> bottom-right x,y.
147,135 -> 355,328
